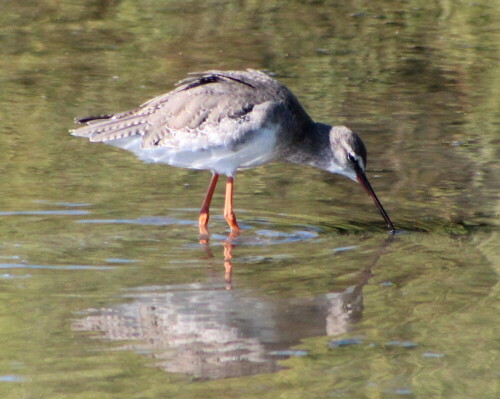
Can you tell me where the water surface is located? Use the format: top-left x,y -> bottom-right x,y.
0,1 -> 498,398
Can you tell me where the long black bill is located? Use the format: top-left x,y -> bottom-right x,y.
355,168 -> 396,234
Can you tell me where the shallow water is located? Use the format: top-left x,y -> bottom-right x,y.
0,1 -> 498,398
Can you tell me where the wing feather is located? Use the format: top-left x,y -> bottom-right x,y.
72,70 -> 288,150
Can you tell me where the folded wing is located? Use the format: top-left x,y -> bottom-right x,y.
71,70 -> 280,151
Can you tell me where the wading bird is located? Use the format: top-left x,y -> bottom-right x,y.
72,70 -> 395,235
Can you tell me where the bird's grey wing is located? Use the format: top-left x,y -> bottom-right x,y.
71,70 -> 275,150
70,91 -> 172,142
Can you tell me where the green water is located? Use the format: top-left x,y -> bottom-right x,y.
0,1 -> 498,398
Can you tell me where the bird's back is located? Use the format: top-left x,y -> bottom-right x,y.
72,70 -> 311,149
71,70 -> 314,175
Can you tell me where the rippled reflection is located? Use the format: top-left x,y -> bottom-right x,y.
73,236 -> 392,379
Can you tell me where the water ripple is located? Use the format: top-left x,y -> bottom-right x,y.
0,210 -> 89,216
32,200 -> 91,207
0,263 -> 116,270
0,375 -> 25,383
77,216 -> 195,226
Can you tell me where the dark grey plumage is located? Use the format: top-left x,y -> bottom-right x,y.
72,70 -> 312,152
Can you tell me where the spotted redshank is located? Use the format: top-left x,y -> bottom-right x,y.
72,69 -> 395,234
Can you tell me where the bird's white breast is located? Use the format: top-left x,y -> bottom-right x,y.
107,124 -> 279,176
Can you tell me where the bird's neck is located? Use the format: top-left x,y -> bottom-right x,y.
283,122 -> 333,170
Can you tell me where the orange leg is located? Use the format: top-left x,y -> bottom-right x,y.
223,176 -> 240,233
198,173 -> 219,235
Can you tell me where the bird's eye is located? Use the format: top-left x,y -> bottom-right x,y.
347,153 -> 356,163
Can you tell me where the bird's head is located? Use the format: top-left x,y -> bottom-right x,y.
328,126 -> 367,181
327,126 -> 395,233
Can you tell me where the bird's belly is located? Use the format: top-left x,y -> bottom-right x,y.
107,126 -> 278,176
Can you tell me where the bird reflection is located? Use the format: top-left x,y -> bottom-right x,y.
200,234 -> 235,289
72,235 -> 393,380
